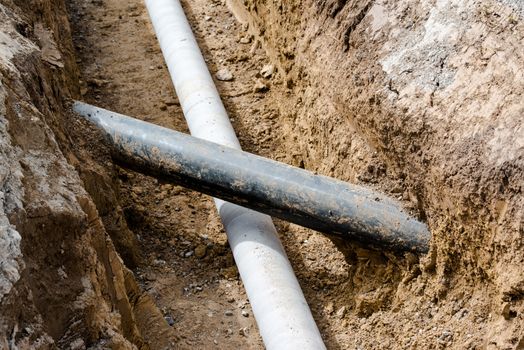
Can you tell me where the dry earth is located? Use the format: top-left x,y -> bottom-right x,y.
0,0 -> 523,349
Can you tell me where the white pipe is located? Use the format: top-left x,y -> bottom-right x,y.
144,0 -> 326,349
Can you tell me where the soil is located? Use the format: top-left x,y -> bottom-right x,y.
0,0 -> 523,348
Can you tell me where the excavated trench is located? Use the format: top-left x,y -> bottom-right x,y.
0,0 -> 523,349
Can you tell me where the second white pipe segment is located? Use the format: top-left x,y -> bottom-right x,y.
144,0 -> 326,349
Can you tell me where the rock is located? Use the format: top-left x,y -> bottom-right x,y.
184,250 -> 194,258
152,259 -> 166,266
164,98 -> 179,106
216,68 -> 233,81
501,302 -> 515,320
204,15 -> 212,21
221,266 -> 239,279
194,244 -> 207,259
236,54 -> 249,62
224,310 -> 234,316
241,310 -> 249,317
325,302 -> 334,314
438,330 -> 453,344
70,339 -> 85,350
253,79 -> 269,93
131,186 -> 144,195
336,306 -> 346,319
87,78 -> 109,88
239,36 -> 251,44
260,64 -> 275,78
239,327 -> 249,337
165,315 -> 175,326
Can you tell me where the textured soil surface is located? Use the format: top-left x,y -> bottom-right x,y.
0,0 -> 523,348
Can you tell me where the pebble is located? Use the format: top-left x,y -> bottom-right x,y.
152,259 -> 166,267
336,306 -> 346,319
204,15 -> 212,21
241,310 -> 249,317
260,64 -> 275,78
184,251 -> 194,258
224,310 -> 234,316
165,315 -> 175,326
164,98 -> 179,106
221,266 -> 239,279
239,327 -> 249,337
239,36 -> 252,44
253,79 -> 269,93
501,302 -> 513,320
216,68 -> 233,81
195,244 -> 207,258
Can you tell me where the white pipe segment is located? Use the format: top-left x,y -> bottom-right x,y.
144,0 -> 326,349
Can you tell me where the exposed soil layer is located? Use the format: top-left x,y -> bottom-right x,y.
0,0 -> 523,348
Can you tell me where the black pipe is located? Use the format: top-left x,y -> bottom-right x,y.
73,101 -> 430,253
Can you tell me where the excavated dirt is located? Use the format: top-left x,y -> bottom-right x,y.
0,0 -> 523,348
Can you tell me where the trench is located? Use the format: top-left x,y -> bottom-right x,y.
67,0 -> 399,348
68,0 -> 348,348
62,0 -> 524,349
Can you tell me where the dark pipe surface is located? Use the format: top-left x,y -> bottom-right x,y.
73,101 -> 430,253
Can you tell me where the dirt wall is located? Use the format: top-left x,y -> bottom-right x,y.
228,0 -> 524,348
0,0 -> 173,348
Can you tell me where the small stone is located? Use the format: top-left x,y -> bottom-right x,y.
501,302 -> 514,320
70,339 -> 85,350
132,186 -> 144,195
184,250 -> 194,258
239,327 -> 249,337
241,310 -> 249,317
336,306 -> 346,319
226,295 -> 235,303
239,36 -> 251,44
236,54 -> 249,62
153,259 -> 166,266
87,78 -> 109,88
195,245 -> 207,259
159,104 -> 167,111
325,302 -> 334,315
260,64 -> 275,78
216,68 -> 233,81
204,15 -> 212,21
213,339 -> 218,345
164,98 -> 179,106
253,79 -> 269,93
221,266 -> 239,279
165,315 -> 175,326
225,310 -> 234,316
438,330 -> 453,344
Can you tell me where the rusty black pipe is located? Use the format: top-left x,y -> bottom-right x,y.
73,101 -> 430,253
